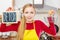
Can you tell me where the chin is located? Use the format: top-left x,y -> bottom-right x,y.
27,19 -> 33,21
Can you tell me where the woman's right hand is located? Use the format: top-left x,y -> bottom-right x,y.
5,7 -> 14,26
6,7 -> 14,11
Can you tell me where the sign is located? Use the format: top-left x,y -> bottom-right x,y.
2,11 -> 18,23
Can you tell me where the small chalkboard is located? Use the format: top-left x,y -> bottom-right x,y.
2,11 -> 18,23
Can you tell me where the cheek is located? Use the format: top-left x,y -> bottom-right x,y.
23,14 -> 28,17
31,14 -> 35,17
23,13 -> 35,18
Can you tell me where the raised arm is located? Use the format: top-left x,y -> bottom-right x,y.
40,17 -> 56,36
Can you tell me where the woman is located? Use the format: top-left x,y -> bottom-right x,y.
17,4 -> 56,40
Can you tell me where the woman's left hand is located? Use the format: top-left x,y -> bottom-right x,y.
48,10 -> 55,17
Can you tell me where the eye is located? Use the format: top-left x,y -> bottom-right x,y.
25,12 -> 28,14
30,12 -> 33,14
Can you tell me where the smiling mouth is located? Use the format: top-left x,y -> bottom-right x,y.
27,17 -> 32,19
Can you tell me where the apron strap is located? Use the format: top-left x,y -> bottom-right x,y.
33,20 -> 36,30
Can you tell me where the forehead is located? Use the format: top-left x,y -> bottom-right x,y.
24,7 -> 35,11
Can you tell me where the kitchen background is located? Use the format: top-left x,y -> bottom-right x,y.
0,0 -> 60,36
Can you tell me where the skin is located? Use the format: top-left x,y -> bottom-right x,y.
48,10 -> 55,16
23,7 -> 35,23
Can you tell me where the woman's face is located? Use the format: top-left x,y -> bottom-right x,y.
23,7 -> 35,22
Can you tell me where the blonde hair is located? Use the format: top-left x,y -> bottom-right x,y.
17,4 -> 35,40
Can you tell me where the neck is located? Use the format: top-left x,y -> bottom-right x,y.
26,20 -> 33,23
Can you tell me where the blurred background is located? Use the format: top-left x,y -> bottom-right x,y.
0,0 -> 60,40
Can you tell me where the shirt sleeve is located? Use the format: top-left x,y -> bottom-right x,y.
1,23 -> 6,32
39,19 -> 56,36
5,21 -> 20,32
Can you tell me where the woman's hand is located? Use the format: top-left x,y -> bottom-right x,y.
48,10 -> 55,23
6,23 -> 13,26
48,10 -> 55,16
6,7 -> 14,11
5,7 -> 14,26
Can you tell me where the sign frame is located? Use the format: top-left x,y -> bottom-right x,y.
2,11 -> 18,23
